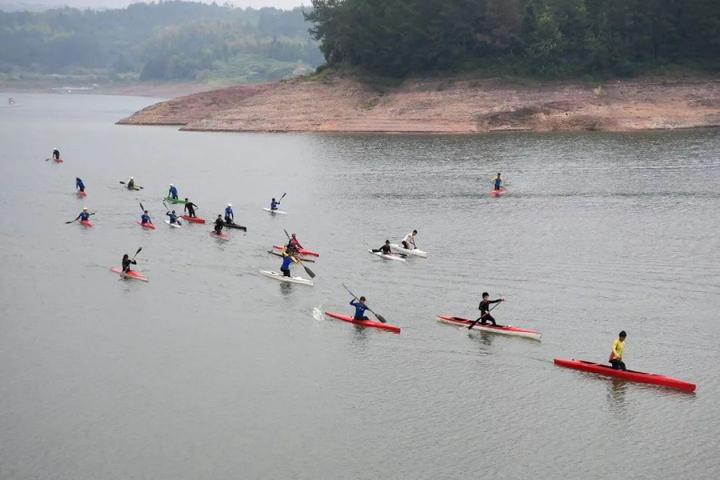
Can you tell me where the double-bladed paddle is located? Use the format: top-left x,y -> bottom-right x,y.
119,181 -> 143,189
65,211 -> 95,224
467,300 -> 504,330
342,283 -> 387,324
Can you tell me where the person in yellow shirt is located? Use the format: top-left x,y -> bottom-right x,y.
609,331 -> 627,370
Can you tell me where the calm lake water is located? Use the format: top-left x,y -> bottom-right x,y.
1,92 -> 719,479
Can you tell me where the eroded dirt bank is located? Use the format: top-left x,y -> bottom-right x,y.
118,75 -> 720,133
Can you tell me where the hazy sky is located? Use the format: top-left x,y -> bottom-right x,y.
9,0 -> 306,9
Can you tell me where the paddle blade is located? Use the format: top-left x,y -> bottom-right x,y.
373,313 -> 387,324
283,229 -> 290,239
280,192 -> 287,201
119,181 -> 126,184
303,265 -> 316,279
139,202 -> 145,212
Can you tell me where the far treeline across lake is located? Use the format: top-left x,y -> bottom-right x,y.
306,0 -> 720,77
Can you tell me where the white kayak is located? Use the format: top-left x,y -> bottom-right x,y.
259,270 -> 313,286
263,208 -> 287,215
390,243 -> 428,258
164,219 -> 182,228
369,250 -> 406,262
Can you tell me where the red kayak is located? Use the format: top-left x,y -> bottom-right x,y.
324,311 -> 400,334
137,221 -> 155,229
437,315 -> 541,340
554,358 -> 696,393
53,158 -> 64,163
110,267 -> 149,282
489,188 -> 506,197
209,231 -> 229,241
77,191 -> 87,198
181,215 -> 206,224
79,220 -> 93,228
273,245 -> 320,257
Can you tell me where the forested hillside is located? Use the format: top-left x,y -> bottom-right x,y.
305,0 -> 720,77
0,1 -> 323,84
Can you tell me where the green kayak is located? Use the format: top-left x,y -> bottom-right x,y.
164,197 -> 187,205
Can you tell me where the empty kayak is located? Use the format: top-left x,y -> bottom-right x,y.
267,250 -> 315,262
79,220 -> 93,228
181,215 -> 206,224
165,197 -> 187,204
209,231 -> 229,240
390,243 -> 428,258
369,250 -> 406,262
110,267 -> 149,282
324,311 -> 400,334
259,270 -> 313,286
76,191 -> 87,198
437,315 -> 542,340
164,219 -> 182,228
554,358 -> 696,393
489,188 -> 507,197
137,221 -> 155,229
224,222 -> 247,231
273,245 -> 319,257
263,207 -> 287,215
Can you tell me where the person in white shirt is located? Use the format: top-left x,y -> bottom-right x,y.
401,230 -> 418,250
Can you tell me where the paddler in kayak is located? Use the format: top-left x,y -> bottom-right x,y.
350,296 -> 369,320
401,230 -> 418,250
609,331 -> 627,371
224,204 -> 234,224
477,292 -> 504,326
74,207 -> 94,223
286,233 -> 303,251
371,240 -> 393,254
127,177 -> 136,189
213,214 -> 224,235
270,197 -> 280,211
121,253 -> 137,273
494,173 -> 503,191
52,148 -> 60,162
166,209 -> 181,225
184,199 -> 198,218
140,210 -> 152,226
280,249 -> 295,277
168,184 -> 179,200
75,177 -> 85,193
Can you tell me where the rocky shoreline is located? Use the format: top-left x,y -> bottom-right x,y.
117,74 -> 720,134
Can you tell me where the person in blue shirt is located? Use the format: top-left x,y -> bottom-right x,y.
166,210 -> 181,225
270,197 -> 280,211
140,210 -> 152,225
494,173 -> 502,191
75,177 -> 85,193
168,184 -> 178,200
350,296 -> 369,320
224,204 -> 234,223
280,250 -> 295,277
52,149 -> 60,161
75,207 -> 94,222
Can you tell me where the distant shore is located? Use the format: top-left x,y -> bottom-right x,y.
0,80 -> 213,98
116,73 -> 720,134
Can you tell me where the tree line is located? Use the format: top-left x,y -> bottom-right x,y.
0,1 -> 323,82
305,0 -> 720,77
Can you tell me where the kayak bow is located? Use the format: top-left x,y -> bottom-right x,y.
554,358 -> 696,393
